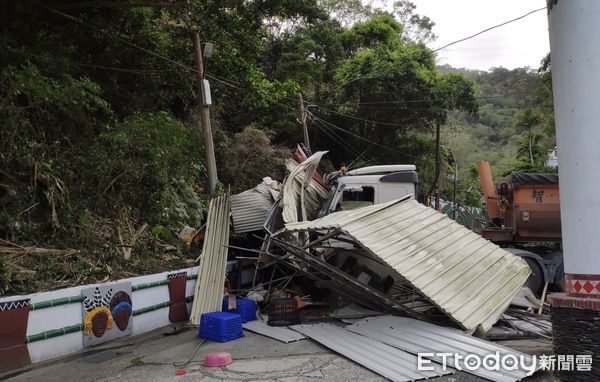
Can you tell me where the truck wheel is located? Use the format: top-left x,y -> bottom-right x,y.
554,262 -> 565,292
523,257 -> 545,297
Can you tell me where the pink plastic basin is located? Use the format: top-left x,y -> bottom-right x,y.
203,351 -> 234,367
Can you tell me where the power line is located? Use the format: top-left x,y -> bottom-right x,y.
333,104 -> 551,112
27,1 -> 302,110
312,118 -> 364,159
334,7 -> 546,88
312,121 -> 376,168
307,112 -> 421,160
327,95 -> 532,106
4,45 -> 182,74
433,7 -> 547,52
30,0 -> 205,75
309,104 -> 424,127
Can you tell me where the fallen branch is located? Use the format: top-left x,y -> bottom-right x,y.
7,262 -> 37,275
102,171 -> 128,195
120,223 -> 148,260
117,226 -> 126,257
0,238 -> 27,251
0,246 -> 79,257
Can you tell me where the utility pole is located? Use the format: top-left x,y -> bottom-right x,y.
434,120 -> 441,210
193,32 -> 218,195
447,150 -> 457,220
297,94 -> 311,153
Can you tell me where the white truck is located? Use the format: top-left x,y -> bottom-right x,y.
318,164 -> 419,217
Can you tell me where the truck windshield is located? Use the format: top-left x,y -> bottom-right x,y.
341,186 -> 375,210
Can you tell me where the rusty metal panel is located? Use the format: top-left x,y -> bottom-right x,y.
291,323 -> 452,381
285,198 -> 530,331
190,193 -> 230,325
347,316 -> 538,382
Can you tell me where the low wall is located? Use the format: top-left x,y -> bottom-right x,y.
0,266 -> 199,373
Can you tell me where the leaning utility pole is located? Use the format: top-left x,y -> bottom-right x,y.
193,32 -> 218,194
297,93 -> 311,153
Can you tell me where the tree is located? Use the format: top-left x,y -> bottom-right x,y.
392,0 -> 436,43
535,53 -> 555,136
513,108 -> 542,165
325,15 -> 477,198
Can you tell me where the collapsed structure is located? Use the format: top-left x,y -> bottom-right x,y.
282,197 -> 530,331
187,150 -> 541,381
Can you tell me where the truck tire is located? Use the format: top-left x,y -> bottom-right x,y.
554,262 -> 565,292
505,248 -> 549,297
523,257 -> 545,297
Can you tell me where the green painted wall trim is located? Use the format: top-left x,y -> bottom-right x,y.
26,324 -> 83,343
29,295 -> 85,310
132,301 -> 171,316
132,279 -> 169,291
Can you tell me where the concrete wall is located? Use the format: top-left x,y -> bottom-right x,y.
0,266 -> 198,364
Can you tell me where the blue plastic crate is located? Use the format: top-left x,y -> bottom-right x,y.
198,312 -> 243,343
222,297 -> 257,322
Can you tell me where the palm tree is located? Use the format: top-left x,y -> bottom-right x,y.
513,108 -> 542,165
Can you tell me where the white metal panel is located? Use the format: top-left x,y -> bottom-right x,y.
347,165 -> 416,175
243,316 -> 306,343
282,156 -> 328,224
291,323 -> 452,381
285,198 -> 530,331
190,193 -> 230,325
347,316 -> 538,382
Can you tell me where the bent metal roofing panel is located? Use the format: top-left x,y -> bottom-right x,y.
285,198 -> 530,331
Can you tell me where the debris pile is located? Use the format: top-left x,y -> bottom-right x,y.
190,148 -> 548,381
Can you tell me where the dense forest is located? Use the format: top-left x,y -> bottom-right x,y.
0,0 -> 554,294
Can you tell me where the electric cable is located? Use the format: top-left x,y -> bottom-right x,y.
433,7 -> 547,52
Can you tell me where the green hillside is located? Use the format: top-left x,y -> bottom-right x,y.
438,63 -> 556,205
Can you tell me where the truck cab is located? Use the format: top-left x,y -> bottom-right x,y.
318,165 -> 418,217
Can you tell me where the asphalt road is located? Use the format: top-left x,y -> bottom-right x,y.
4,325 -> 556,382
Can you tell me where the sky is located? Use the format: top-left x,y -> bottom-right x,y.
410,0 -> 550,71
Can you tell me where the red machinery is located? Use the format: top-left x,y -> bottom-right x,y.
478,162 -> 564,295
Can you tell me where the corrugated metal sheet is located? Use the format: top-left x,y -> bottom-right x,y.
190,193 -> 230,325
285,198 -> 530,331
347,316 -> 538,382
282,153 -> 329,224
231,183 -> 278,233
243,316 -> 307,343
291,323 -> 452,382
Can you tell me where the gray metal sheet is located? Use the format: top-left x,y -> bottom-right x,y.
231,183 -> 276,233
291,323 -> 453,382
243,316 -> 306,343
190,193 -> 231,325
330,304 -> 382,319
347,316 -> 538,382
285,198 -> 530,331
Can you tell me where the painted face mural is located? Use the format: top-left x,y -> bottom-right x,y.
81,282 -> 133,347
110,291 -> 133,331
83,287 -> 114,337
